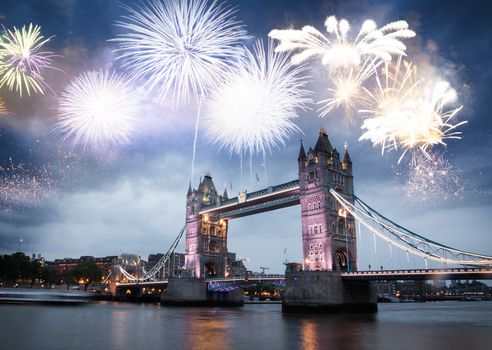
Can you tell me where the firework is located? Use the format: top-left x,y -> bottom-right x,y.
318,58 -> 379,121
269,16 -> 415,70
55,70 -> 139,149
205,39 -> 310,157
405,152 -> 464,202
113,0 -> 248,104
0,159 -> 54,214
0,23 -> 54,97
359,59 -> 467,163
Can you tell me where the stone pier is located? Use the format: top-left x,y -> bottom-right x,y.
161,278 -> 243,307
282,271 -> 377,313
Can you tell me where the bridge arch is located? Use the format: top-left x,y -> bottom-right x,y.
335,249 -> 349,272
205,262 -> 218,278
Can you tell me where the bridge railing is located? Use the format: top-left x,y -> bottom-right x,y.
206,274 -> 286,282
342,267 -> 492,275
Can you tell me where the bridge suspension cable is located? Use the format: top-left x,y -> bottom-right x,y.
118,225 -> 186,282
330,189 -> 492,267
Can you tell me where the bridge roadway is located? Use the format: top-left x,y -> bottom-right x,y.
199,180 -> 300,219
115,268 -> 492,289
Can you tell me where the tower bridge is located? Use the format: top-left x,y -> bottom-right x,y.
115,128 -> 492,312
185,128 -> 357,279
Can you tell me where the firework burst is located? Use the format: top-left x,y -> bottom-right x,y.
0,23 -> 55,97
113,0 -> 248,104
405,152 -> 464,202
359,59 -> 467,163
269,16 -> 415,121
205,39 -> 311,157
318,58 -> 379,121
269,16 -> 415,70
55,70 -> 140,149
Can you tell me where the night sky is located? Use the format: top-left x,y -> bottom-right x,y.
0,0 -> 491,273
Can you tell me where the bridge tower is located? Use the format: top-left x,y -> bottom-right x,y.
185,172 -> 229,278
298,128 -> 357,272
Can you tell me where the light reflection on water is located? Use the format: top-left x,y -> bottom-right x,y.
1,301 -> 492,350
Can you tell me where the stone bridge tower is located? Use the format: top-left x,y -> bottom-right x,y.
298,128 -> 357,272
185,172 -> 229,278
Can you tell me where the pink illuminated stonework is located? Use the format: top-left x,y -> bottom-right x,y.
298,128 -> 357,272
185,173 -> 229,278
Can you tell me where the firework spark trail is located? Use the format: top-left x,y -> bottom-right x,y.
55,70 -> 140,150
269,16 -> 415,122
0,97 -> 7,115
359,59 -> 467,163
405,151 -> 464,202
112,0 -> 248,104
205,39 -> 311,178
0,23 -> 55,97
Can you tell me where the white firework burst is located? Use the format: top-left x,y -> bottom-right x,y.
55,70 -> 139,149
359,59 -> 467,163
112,0 -> 248,104
205,39 -> 311,157
269,16 -> 414,121
269,15 -> 415,70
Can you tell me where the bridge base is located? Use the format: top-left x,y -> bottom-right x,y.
282,271 -> 377,313
161,278 -> 243,307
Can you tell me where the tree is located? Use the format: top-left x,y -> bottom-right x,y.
62,269 -> 75,290
25,259 -> 42,288
72,260 -> 102,291
41,268 -> 60,288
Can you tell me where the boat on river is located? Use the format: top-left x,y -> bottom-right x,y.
0,288 -> 93,305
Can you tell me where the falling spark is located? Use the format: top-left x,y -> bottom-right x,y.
55,70 -> 139,149
112,0 -> 248,104
359,59 -> 467,163
205,39 -> 311,157
405,152 -> 464,202
269,16 -> 415,70
0,23 -> 55,97
0,159 -> 54,214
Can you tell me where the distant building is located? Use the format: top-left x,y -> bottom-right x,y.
146,252 -> 186,278
45,255 -> 117,277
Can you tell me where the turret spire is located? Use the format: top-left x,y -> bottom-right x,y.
298,139 -> 307,161
313,127 -> 333,154
343,142 -> 352,170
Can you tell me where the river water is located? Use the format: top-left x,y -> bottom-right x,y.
1,301 -> 491,350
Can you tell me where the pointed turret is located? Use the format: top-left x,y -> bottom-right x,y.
222,187 -> 229,200
313,127 -> 333,154
198,171 -> 218,204
342,143 -> 353,172
298,140 -> 307,161
187,181 -> 192,196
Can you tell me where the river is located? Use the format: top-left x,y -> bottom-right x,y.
1,301 -> 491,350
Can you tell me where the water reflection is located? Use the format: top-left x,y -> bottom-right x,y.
300,320 -> 319,350
185,310 -> 230,350
0,302 -> 491,349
